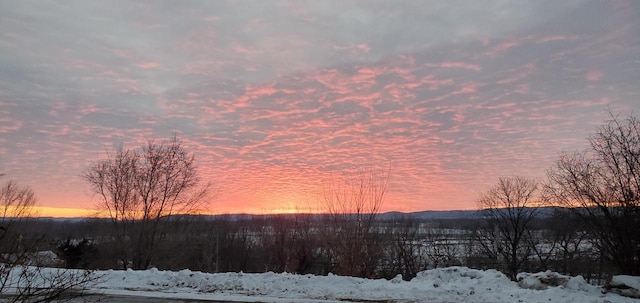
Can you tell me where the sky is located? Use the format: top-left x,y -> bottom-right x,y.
0,1 -> 639,216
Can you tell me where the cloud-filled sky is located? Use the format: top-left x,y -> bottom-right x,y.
1,1 -> 639,215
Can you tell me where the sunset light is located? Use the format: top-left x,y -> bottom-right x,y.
1,1 -> 639,216
28,206 -> 104,218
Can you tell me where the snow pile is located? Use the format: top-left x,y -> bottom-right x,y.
606,275 -> 640,299
517,270 -> 593,292
413,267 -> 511,297
82,266 -> 632,302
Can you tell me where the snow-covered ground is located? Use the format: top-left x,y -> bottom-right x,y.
76,267 -> 636,302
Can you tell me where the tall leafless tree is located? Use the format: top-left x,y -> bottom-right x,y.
84,136 -> 210,269
321,167 -> 389,277
545,112 -> 640,275
476,176 -> 540,280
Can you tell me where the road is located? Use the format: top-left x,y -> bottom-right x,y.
1,291 -> 396,302
74,294 -> 240,302
0,292 -> 248,303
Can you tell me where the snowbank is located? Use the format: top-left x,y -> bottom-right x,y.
517,270 -> 594,292
607,275 -> 640,299
80,266 -> 632,302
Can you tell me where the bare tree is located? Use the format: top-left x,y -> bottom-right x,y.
382,217 -> 429,280
84,136 -> 210,269
476,176 -> 540,280
0,177 -> 96,302
83,147 -> 137,269
544,209 -> 590,277
545,112 -> 640,275
260,213 -> 319,274
425,226 -> 462,269
321,167 -> 389,277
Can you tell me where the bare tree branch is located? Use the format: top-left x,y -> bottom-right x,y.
83,135 -> 210,269
476,176 -> 540,280
545,111 -> 640,275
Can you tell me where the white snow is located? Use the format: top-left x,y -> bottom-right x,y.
608,275 -> 640,299
69,266 -> 634,302
611,275 -> 640,291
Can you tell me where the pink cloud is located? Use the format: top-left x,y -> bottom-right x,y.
77,104 -> 102,115
204,16 -> 219,23
440,61 -> 481,72
314,69 -> 359,94
586,70 -> 603,82
244,83 -> 280,98
110,48 -> 133,58
513,83 -> 530,94
231,44 -> 259,55
357,43 -> 370,53
333,43 -> 371,55
453,82 -> 479,95
400,75 -> 452,92
137,62 -> 160,69
496,62 -> 536,85
383,83 -> 416,100
0,118 -> 22,133
535,34 -> 582,44
485,40 -> 520,56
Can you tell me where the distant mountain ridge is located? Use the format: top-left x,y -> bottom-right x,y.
377,210 -> 483,220
35,206 -> 561,221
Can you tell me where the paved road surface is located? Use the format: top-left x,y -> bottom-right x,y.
1,292 -> 395,302
78,294 -> 239,302
0,293 -> 243,303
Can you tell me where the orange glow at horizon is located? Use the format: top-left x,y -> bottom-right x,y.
35,176 -> 475,218
32,205 -> 326,218
32,198 -> 479,217
29,206 -> 106,218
